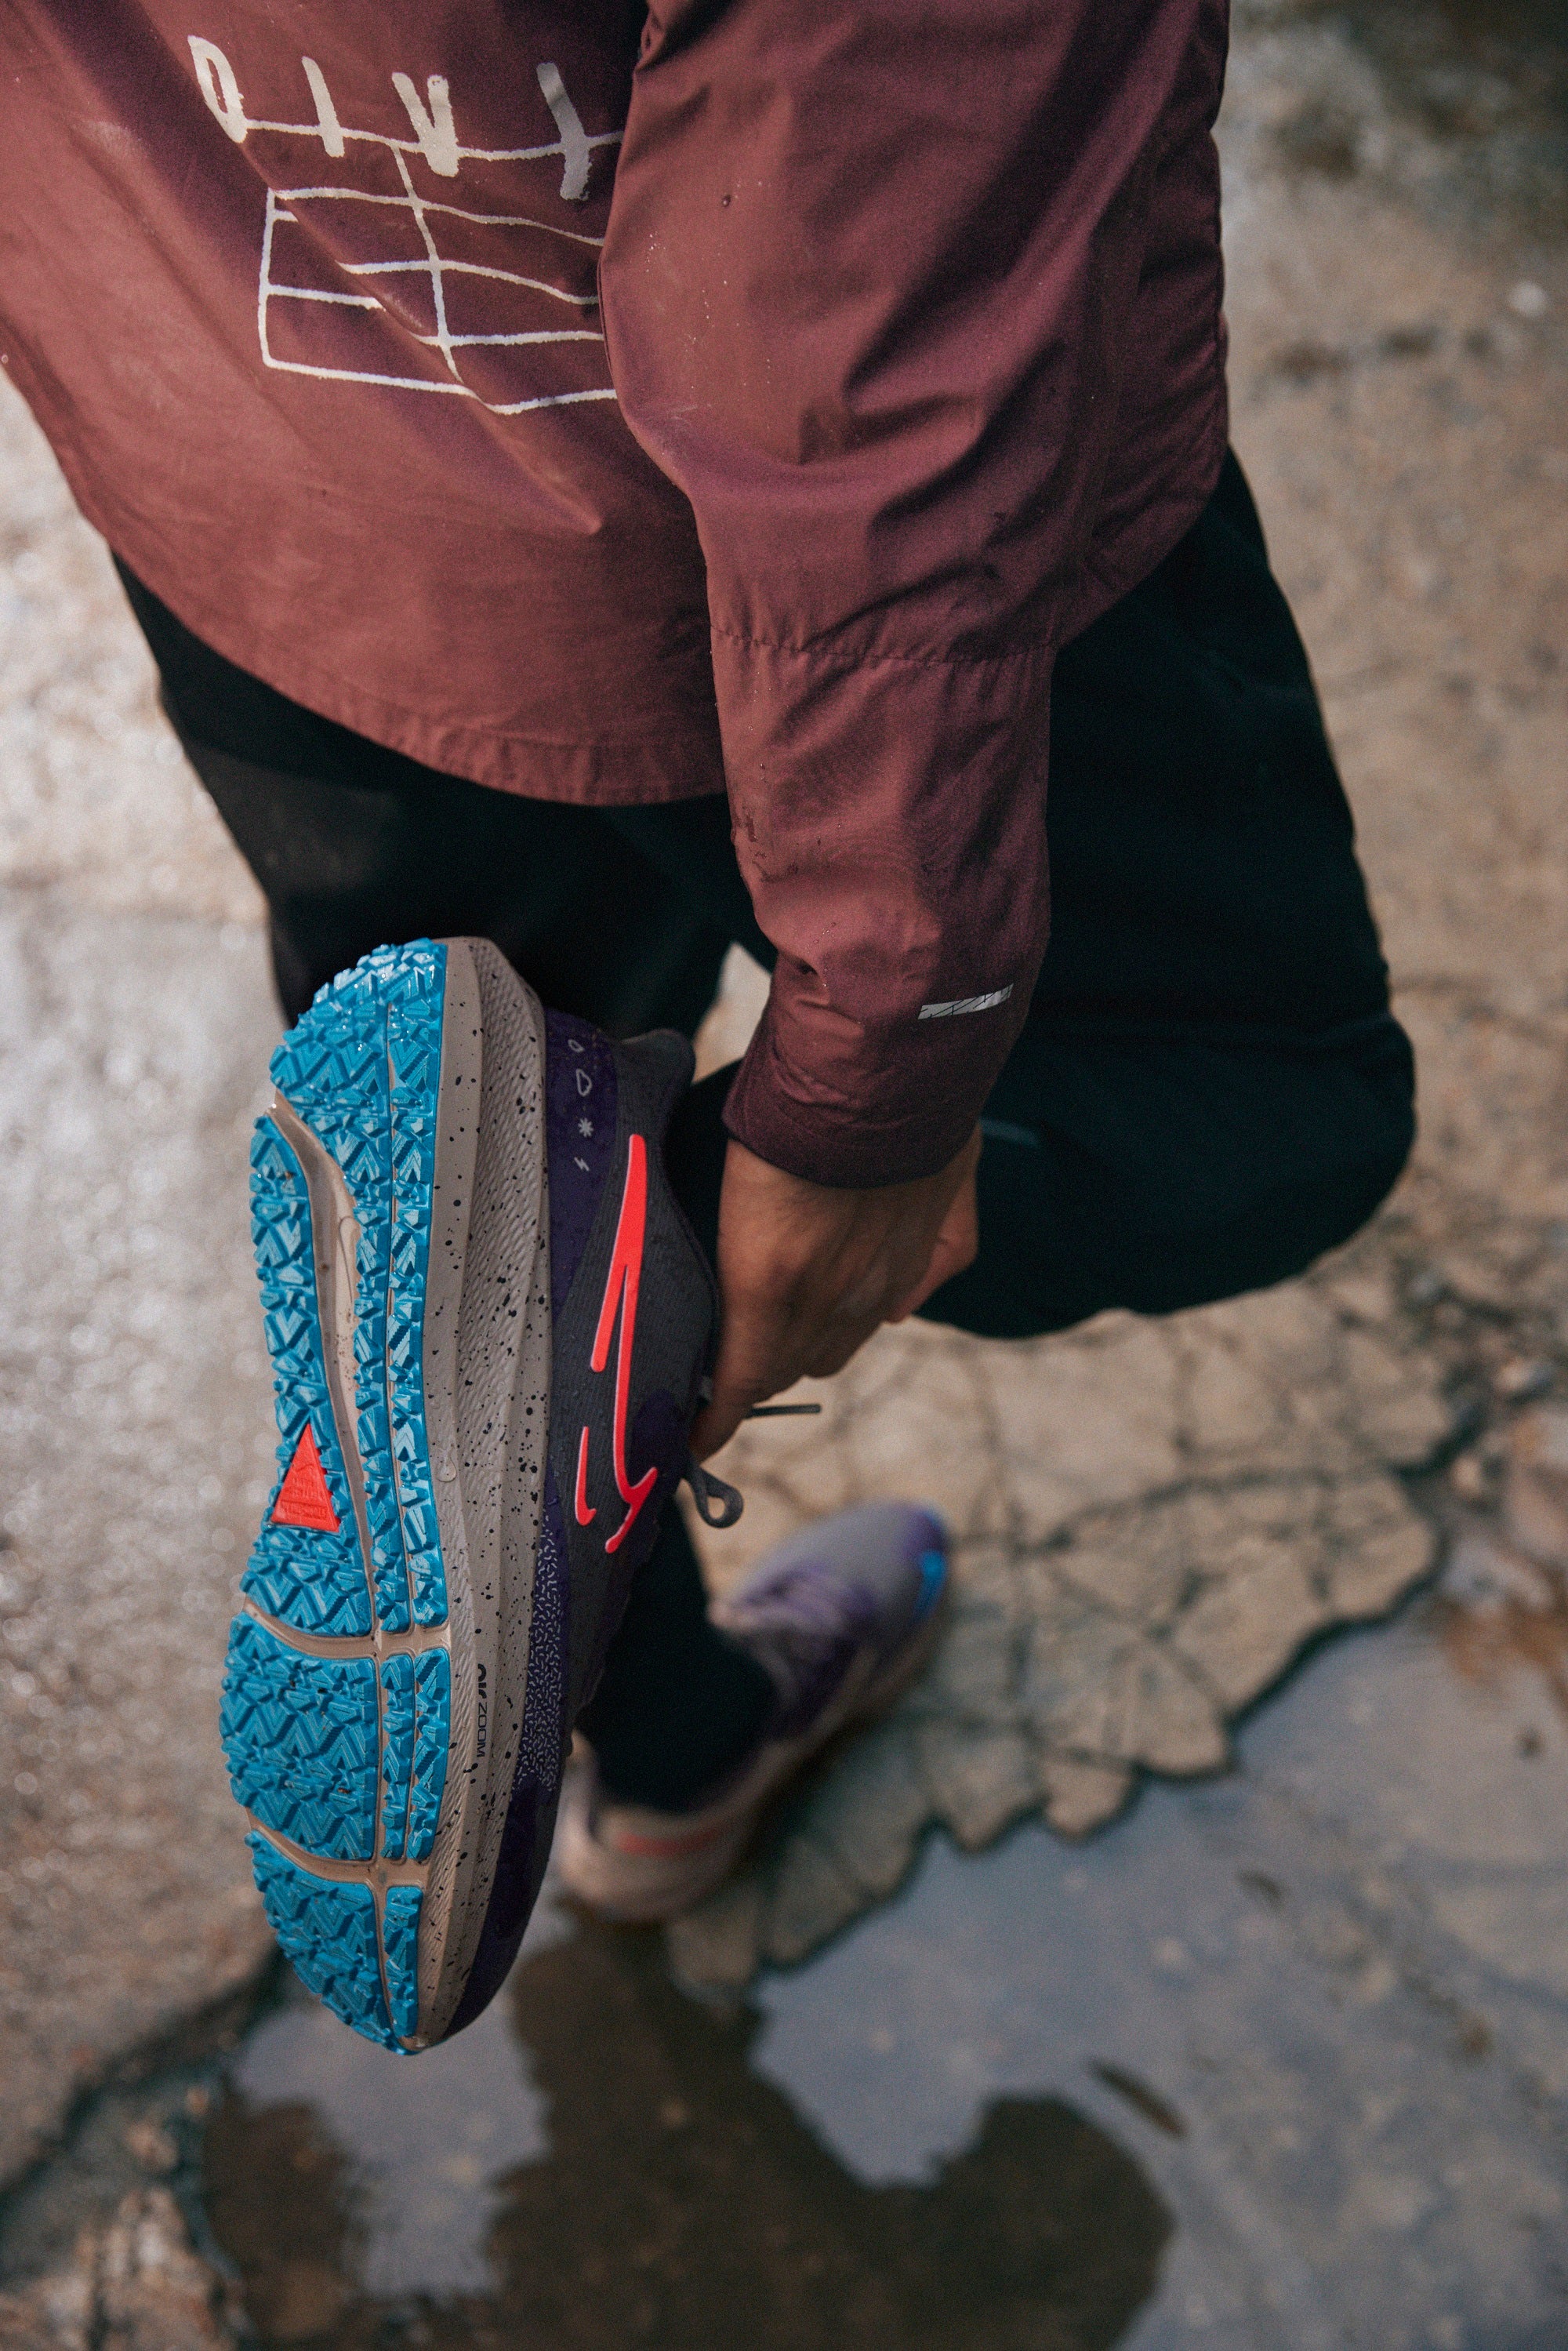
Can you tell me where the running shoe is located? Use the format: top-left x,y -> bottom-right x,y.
219,938 -> 732,2049
557,1502 -> 949,1923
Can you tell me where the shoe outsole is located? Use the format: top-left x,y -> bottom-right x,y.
223,939 -> 550,2051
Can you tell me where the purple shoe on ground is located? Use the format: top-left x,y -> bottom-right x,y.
220,938 -> 731,2048
557,1502 -> 949,1924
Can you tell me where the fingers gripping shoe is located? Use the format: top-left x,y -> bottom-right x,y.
557,1503 -> 949,1924
220,939 -> 724,2049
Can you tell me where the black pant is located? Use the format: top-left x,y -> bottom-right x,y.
118,452 -> 1414,1805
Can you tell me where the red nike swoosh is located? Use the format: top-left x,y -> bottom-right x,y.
575,1133 -> 659,1555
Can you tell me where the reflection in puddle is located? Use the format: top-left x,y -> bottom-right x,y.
205,1896 -> 1169,2349
219,1975 -> 549,2302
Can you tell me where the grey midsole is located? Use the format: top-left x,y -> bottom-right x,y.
416,941 -> 553,2046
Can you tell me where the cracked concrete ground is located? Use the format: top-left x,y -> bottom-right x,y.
1,5 -> 1566,2331
671,1285 -> 1448,1982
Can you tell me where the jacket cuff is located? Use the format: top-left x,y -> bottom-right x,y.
721,989 -> 1023,1190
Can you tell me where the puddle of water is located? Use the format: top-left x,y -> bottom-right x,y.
742,1605 -> 1568,2349
207,1898 -> 1170,2349
222,1982 -> 548,2301
204,1582 -> 1568,2350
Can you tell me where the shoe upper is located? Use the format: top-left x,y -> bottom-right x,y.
541,1011 -> 719,1721
713,1502 -> 948,1742
555,1501 -> 949,1927
447,1008 -> 719,2030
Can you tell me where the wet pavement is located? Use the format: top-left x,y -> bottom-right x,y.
188,1564 -> 1568,2349
2,0 -> 1568,2342
13,1498 -> 1563,2347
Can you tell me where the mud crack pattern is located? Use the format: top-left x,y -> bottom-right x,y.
673,1258 -> 1452,1985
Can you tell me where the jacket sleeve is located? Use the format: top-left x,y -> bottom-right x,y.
600,0 -> 1216,1188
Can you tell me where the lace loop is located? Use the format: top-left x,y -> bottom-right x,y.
683,1456 -> 744,1528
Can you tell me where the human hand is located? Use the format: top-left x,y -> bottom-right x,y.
689,1126 -> 981,1461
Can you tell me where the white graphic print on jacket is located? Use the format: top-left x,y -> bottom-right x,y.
188,38 -> 621,412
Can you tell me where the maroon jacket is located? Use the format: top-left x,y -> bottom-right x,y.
0,3 -> 1228,1186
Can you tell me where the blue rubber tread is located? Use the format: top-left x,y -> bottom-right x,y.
268,941 -> 450,1634
248,1835 -> 395,2048
242,1121 -> 371,1638
408,1649 -> 452,1862
379,1654 -> 416,1862
383,1884 -> 423,2040
222,1619 -> 379,1862
271,967 -> 405,1630
378,1648 -> 450,1865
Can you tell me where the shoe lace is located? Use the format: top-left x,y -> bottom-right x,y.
680,1399 -> 822,1532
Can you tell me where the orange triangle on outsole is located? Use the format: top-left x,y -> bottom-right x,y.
271,1423 -> 342,1533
